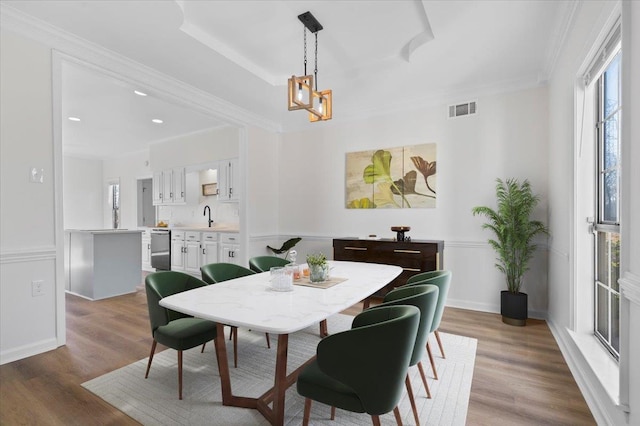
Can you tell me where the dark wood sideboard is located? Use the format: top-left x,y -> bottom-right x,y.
333,238 -> 444,296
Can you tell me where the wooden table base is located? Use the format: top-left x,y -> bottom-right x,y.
214,323 -> 316,426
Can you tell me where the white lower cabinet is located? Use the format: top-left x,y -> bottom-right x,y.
141,229 -> 152,271
170,230 -> 240,274
219,233 -> 241,265
170,231 -> 186,271
200,232 -> 218,267
171,231 -> 201,275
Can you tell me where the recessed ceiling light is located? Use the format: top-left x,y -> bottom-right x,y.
152,119 -> 163,124
68,116 -> 81,122
134,90 -> 147,96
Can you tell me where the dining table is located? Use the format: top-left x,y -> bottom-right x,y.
159,260 -> 402,426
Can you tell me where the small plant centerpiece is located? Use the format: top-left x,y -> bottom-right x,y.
306,253 -> 329,283
472,178 -> 549,326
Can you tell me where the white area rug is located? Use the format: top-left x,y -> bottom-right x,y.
83,314 -> 477,425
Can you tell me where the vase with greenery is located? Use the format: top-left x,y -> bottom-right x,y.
306,253 -> 329,283
472,178 -> 549,325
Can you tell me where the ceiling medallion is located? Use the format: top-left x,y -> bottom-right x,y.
287,11 -> 332,122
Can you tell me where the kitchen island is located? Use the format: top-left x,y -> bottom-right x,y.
65,229 -> 142,300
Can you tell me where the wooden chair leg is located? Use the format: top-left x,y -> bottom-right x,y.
371,415 -> 382,426
178,350 -> 183,400
393,406 -> 403,425
434,329 -> 446,358
303,398 -> 312,426
228,325 -> 233,340
363,297 -> 371,310
201,343 -> 206,353
417,361 -> 432,398
319,319 -> 329,337
232,326 -> 238,368
405,375 -> 420,426
331,406 -> 336,420
145,340 -> 157,379
426,340 -> 438,380
265,332 -> 271,349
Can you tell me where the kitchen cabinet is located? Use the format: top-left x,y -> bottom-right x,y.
153,167 -> 186,205
219,232 -> 241,265
333,238 -> 444,296
170,231 -> 185,270
218,158 -> 239,202
141,229 -> 152,271
200,232 -> 218,267
171,231 -> 201,275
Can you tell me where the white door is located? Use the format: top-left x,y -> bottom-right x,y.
228,158 -> 239,201
152,171 -> 163,205
218,160 -> 230,200
163,169 -> 174,203
171,241 -> 185,271
221,244 -> 240,265
184,240 -> 201,274
201,241 -> 218,267
173,167 -> 186,204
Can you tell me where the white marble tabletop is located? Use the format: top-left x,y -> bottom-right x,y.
160,261 -> 402,335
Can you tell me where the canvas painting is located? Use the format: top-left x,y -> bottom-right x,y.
346,143 -> 437,209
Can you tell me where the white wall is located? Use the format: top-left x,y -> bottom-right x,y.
62,156 -> 104,229
278,87 -> 550,316
246,126 -> 281,258
149,126 -> 239,171
0,30 -> 61,363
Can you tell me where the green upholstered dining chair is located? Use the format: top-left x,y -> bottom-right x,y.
404,270 -> 452,380
297,305 -> 420,426
200,262 -> 269,367
248,255 -> 290,273
144,271 -> 218,400
371,284 -> 439,426
406,269 -> 450,285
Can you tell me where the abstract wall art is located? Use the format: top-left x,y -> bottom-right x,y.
346,143 -> 437,209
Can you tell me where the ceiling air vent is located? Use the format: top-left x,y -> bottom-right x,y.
448,101 -> 477,118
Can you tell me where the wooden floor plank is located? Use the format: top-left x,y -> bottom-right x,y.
0,285 -> 595,425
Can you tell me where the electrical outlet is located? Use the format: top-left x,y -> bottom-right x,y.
32,280 -> 44,297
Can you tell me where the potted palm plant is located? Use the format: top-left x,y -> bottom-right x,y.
472,178 -> 549,326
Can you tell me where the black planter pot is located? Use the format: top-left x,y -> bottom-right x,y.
501,290 -> 528,326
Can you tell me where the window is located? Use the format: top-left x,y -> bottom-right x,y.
594,49 -> 621,359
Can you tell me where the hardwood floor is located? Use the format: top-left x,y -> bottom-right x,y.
0,286 -> 594,425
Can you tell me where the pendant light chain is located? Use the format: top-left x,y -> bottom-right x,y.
303,28 -> 307,76
314,32 -> 319,91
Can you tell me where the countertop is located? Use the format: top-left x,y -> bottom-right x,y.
142,225 -> 239,233
66,229 -> 143,234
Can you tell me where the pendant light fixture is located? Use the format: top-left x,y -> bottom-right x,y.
287,11 -> 332,122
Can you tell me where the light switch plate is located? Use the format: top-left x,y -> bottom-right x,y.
30,167 -> 44,183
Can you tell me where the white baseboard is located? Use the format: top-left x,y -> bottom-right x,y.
447,298 -> 547,320
547,320 -> 627,426
0,337 -> 60,365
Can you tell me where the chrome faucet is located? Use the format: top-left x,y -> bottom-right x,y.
203,205 -> 214,227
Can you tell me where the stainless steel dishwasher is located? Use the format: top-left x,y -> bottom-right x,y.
150,229 -> 171,271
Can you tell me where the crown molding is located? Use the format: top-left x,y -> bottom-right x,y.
539,0 -> 580,82
0,3 -> 281,133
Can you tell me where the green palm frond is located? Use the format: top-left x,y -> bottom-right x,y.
472,178 -> 549,293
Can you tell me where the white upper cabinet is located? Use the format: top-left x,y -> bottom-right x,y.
218,158 -> 239,202
153,167 -> 186,205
